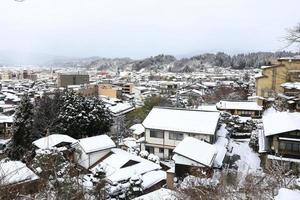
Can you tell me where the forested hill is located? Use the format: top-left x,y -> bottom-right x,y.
2,51 -> 298,72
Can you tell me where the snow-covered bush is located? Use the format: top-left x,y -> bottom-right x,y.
148,153 -> 160,164
139,150 -> 149,158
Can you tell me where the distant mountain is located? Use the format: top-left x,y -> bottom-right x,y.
0,50 -> 298,72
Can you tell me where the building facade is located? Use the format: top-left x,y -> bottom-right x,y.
142,107 -> 220,160
256,57 -> 300,98
57,73 -> 89,87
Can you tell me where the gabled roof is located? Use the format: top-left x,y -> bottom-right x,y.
92,148 -> 161,183
263,112 -> 300,136
75,134 -> 116,154
33,134 -> 77,149
173,137 -> 217,167
142,107 -> 220,135
0,160 -> 39,186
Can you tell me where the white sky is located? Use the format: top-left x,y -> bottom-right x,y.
0,0 -> 300,58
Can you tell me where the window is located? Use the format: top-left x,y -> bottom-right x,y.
150,130 -> 164,138
159,148 -> 164,153
145,146 -> 154,154
279,141 -> 300,153
168,149 -> 173,158
169,132 -> 184,141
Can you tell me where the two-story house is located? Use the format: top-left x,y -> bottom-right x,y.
261,112 -> 300,160
142,107 -> 220,159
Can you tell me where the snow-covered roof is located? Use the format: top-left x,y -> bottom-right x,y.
108,102 -> 134,116
173,137 -> 217,167
197,105 -> 218,112
133,188 -> 176,200
0,115 -> 13,123
263,112 -> 300,136
275,188 -> 300,200
141,170 -> 166,190
33,134 -> 77,149
75,134 -> 116,154
278,55 -> 300,61
143,107 -> 220,135
216,101 -> 262,111
129,123 -> 145,135
0,160 -> 39,185
92,148 -> 161,183
281,82 -> 300,90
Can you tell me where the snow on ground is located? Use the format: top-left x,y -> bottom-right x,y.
275,188 -> 300,200
229,140 -> 261,186
213,124 -> 229,168
231,141 -> 261,174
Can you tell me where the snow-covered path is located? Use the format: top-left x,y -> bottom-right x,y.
231,141 -> 261,173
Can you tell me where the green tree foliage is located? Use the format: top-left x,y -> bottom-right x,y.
7,94 -> 34,160
125,95 -> 172,127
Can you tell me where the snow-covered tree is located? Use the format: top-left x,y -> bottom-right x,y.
7,94 -> 35,160
52,91 -> 113,139
128,174 -> 143,199
33,90 -> 64,137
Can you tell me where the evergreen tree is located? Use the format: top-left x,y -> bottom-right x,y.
8,94 -> 34,160
33,90 -> 64,137
128,174 -> 143,199
53,91 -> 113,139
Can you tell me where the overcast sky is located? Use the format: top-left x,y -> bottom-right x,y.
0,0 -> 299,59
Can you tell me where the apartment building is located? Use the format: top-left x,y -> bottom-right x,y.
255,56 -> 300,98
98,84 -> 122,99
57,73 -> 89,87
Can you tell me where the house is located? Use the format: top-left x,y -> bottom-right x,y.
142,107 -> 220,159
129,123 -> 145,140
172,137 -> 217,177
255,56 -> 300,98
107,102 -> 135,117
91,148 -> 165,192
216,100 -> 263,118
261,112 -> 300,162
0,160 -> 42,196
32,134 -> 77,150
72,134 -> 116,169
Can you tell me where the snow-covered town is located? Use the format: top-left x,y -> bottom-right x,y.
1,1 -> 300,200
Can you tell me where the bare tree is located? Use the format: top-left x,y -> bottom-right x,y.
286,23 -> 300,47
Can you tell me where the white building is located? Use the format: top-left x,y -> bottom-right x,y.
72,134 -> 116,169
142,107 -> 220,159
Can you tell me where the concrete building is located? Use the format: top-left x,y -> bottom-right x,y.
57,73 -> 89,87
98,84 -> 122,99
255,56 -> 300,98
121,83 -> 134,94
